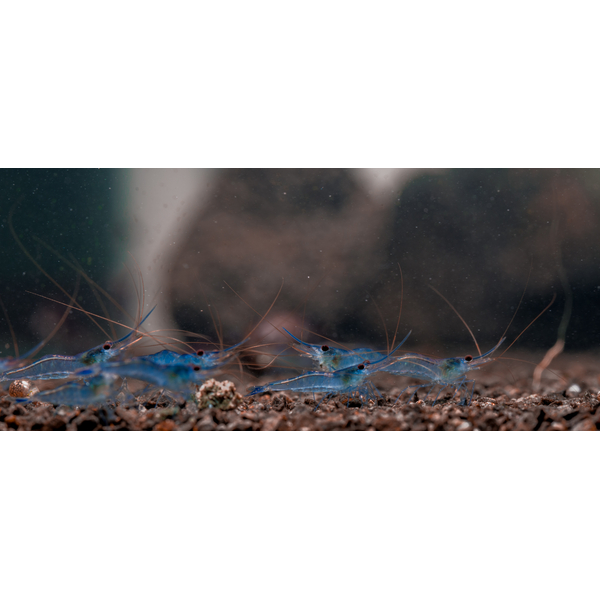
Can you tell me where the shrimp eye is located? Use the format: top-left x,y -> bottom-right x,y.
103,342 -> 112,350
464,355 -> 473,362
321,345 -> 329,352
196,349 -> 204,356
358,364 -> 365,370
193,366 -> 200,371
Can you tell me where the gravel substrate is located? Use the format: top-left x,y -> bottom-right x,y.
1,389 -> 599,431
1,353 -> 598,430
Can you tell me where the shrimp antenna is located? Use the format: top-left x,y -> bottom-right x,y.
500,293 -> 556,356
24,291 -> 154,339
124,264 -> 142,336
0,294 -> 20,358
242,346 -> 292,371
86,271 -> 117,340
33,237 -> 138,331
219,280 -> 285,374
389,263 -> 404,353
222,279 -> 335,374
125,253 -> 147,328
223,278 -> 285,343
131,329 -> 204,355
68,251 -> 119,339
52,265 -> 221,356
495,356 -> 567,386
197,287 -> 224,350
1,274 -> 81,361
366,293 -> 389,355
9,206 -> 108,337
216,302 -> 224,349
29,273 -> 83,358
499,262 -> 533,344
428,284 -> 481,356
224,280 -> 359,355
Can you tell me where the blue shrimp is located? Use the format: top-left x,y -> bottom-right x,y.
0,307 -> 156,382
76,358 -> 221,394
142,337 -> 248,370
0,338 -> 49,376
282,328 -> 386,371
283,328 -> 411,371
23,374 -> 122,407
249,336 -> 410,410
370,338 -> 506,406
0,285 -> 78,380
248,362 -> 380,409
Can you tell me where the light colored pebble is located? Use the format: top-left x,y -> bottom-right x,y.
8,379 -> 39,399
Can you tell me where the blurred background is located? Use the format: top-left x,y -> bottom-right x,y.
1,168 -> 599,365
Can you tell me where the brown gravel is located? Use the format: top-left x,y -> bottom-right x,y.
0,390 -> 598,431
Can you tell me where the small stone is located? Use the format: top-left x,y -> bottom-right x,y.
154,419 -> 177,431
8,379 -> 38,399
195,379 -> 242,410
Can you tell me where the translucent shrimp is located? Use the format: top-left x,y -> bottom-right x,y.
24,374 -> 122,407
142,338 -> 248,370
0,296 -> 46,374
0,339 -> 48,376
248,361 -> 380,408
249,335 -> 410,409
0,281 -> 80,379
280,270 -> 409,372
0,307 -> 155,382
370,338 -> 506,406
282,328 -> 388,371
75,358 -> 221,394
381,279 -> 556,406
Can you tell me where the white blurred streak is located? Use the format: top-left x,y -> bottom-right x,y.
121,169 -> 217,344
354,168 -> 426,200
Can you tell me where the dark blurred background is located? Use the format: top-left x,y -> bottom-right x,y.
0,169 -> 124,359
1,168 -> 599,362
